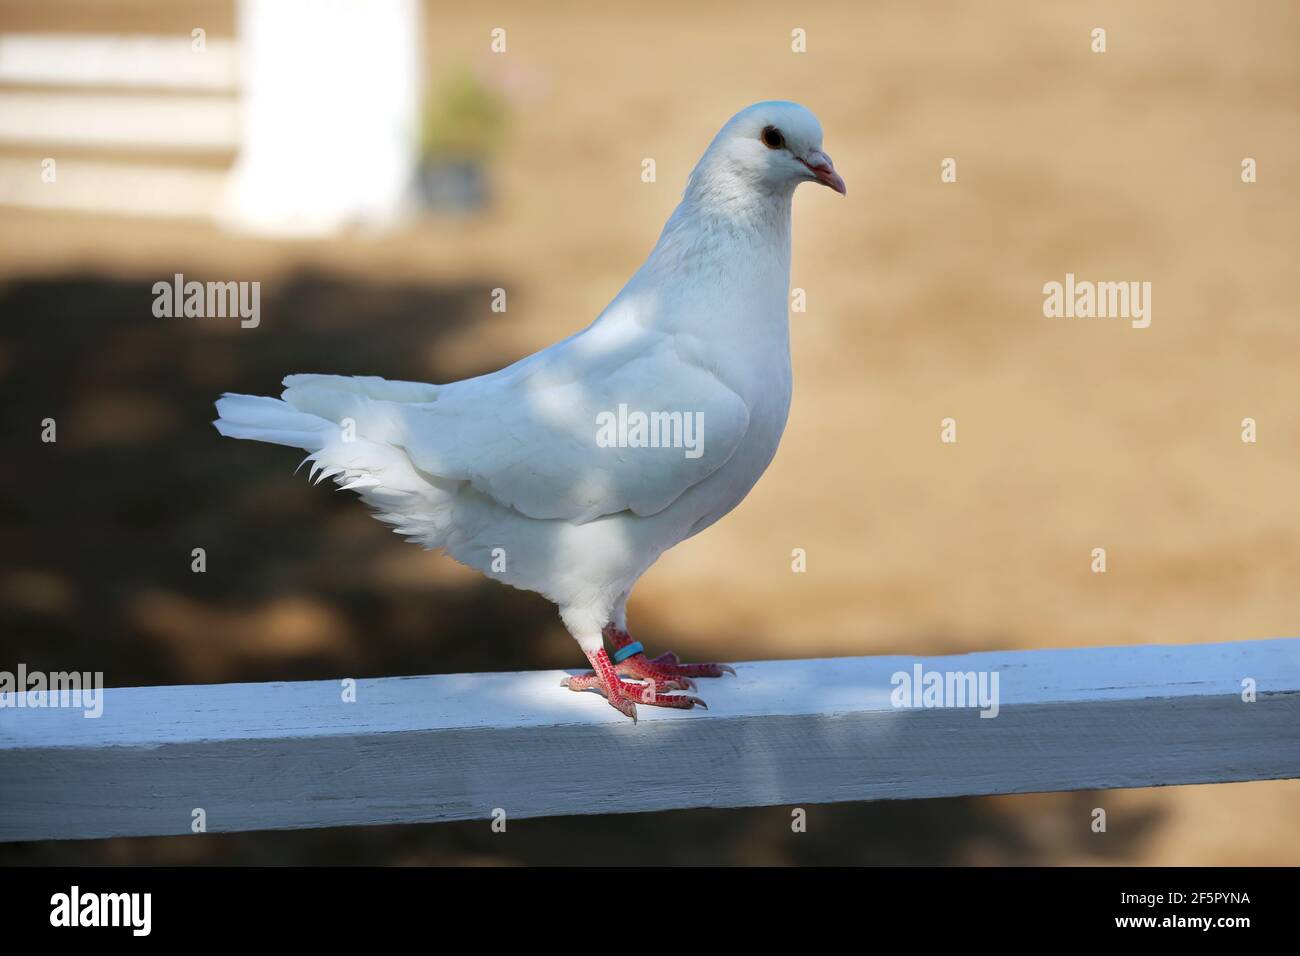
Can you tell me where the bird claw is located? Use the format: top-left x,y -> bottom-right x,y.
604,627 -> 737,683
565,636 -> 730,722
564,669 -> 706,715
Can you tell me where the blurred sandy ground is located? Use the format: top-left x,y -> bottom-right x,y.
0,0 -> 1297,864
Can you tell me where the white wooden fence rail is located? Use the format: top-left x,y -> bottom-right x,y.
1,639 -> 1298,842
0,1 -> 421,232
0,34 -> 240,90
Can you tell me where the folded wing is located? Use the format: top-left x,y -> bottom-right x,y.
281,331 -> 751,524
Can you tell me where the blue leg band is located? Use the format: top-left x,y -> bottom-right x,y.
610,641 -> 644,664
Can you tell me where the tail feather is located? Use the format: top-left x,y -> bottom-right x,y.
282,373 -> 439,404
213,381 -> 460,549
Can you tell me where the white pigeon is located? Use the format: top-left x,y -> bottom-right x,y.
214,101 -> 844,720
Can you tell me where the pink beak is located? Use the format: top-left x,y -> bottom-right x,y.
800,150 -> 846,195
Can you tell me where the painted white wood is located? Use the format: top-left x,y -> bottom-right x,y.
219,0 -> 421,236
0,157 -> 226,219
0,91 -> 240,152
0,9 -> 419,234
1,639 -> 1297,841
0,33 -> 237,219
0,33 -> 239,91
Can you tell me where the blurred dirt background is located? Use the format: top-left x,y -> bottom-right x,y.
1,0 -> 1298,865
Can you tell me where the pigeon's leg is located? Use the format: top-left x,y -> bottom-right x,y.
604,623 -> 737,683
562,648 -> 706,722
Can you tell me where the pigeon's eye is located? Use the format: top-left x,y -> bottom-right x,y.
760,126 -> 785,150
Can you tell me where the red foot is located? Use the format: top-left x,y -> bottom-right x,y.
562,648 -> 705,722
604,625 -> 736,681
561,626 -> 735,722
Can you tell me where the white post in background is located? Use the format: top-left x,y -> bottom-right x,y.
222,0 -> 422,237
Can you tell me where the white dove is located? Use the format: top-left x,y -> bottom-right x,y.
214,101 -> 844,720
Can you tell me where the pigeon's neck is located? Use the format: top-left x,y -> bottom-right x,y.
642,177 -> 794,290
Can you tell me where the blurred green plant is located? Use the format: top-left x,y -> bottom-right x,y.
419,68 -> 510,164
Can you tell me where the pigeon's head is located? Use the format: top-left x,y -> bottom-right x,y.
694,101 -> 846,199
